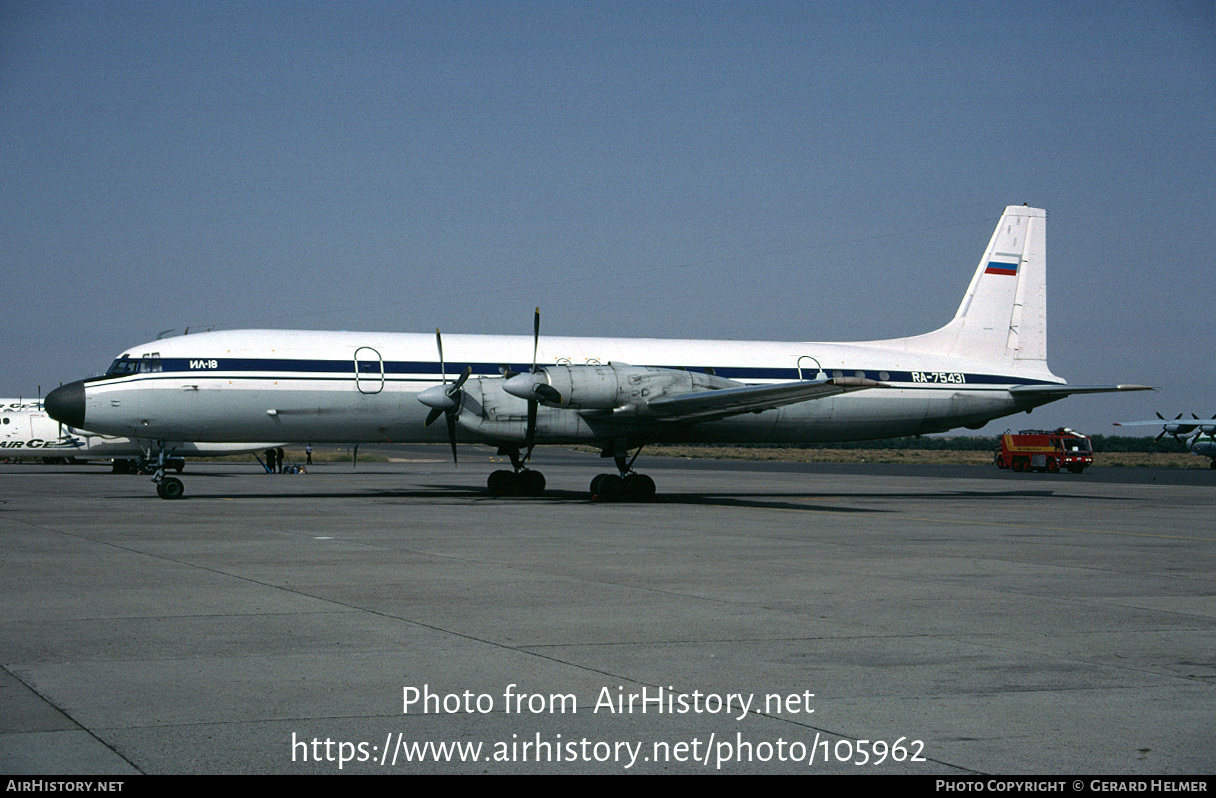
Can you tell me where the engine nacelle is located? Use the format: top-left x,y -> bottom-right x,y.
503,363 -> 736,411
453,377 -> 598,443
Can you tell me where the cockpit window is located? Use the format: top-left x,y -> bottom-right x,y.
107,357 -> 138,375
106,356 -> 162,375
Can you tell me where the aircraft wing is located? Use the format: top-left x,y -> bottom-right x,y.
1114,417 -> 1216,433
1009,384 -> 1154,397
643,376 -> 884,423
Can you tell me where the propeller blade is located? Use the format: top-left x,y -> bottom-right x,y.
435,328 -> 446,383
524,306 -> 543,461
420,328 -> 470,465
525,395 -> 538,462
446,410 -> 459,465
531,307 -> 541,373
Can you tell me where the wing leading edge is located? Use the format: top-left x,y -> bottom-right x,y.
643,376 -> 884,423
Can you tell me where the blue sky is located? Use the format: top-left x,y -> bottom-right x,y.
3,1 -> 1213,436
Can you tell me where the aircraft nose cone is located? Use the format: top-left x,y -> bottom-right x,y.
45,380 -> 86,429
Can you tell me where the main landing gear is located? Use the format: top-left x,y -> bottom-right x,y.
482,443 -> 658,502
486,447 -> 546,497
590,471 -> 656,502
589,444 -> 656,502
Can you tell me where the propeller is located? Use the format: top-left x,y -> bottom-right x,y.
1148,412 -> 1216,441
1186,413 -> 1216,437
521,308 -> 560,462
1153,412 -> 1172,441
417,328 -> 472,464
1160,412 -> 1198,441
504,310 -> 563,404
490,308 -> 561,464
525,308 -> 543,461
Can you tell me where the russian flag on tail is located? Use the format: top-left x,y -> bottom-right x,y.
984,260 -> 1019,276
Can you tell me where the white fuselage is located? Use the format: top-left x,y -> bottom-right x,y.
68,328 -> 1060,447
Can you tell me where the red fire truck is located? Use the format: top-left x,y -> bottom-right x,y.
994,428 -> 1093,474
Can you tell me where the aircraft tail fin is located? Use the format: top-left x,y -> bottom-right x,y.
902,205 -> 1051,374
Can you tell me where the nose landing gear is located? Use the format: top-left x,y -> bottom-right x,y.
156,475 -> 184,500
150,444 -> 185,499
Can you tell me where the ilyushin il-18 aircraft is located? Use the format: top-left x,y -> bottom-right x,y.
45,205 -> 1149,500
1114,415 -> 1216,469
1,399 -> 279,472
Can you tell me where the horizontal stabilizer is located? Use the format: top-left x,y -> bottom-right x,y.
645,377 -> 883,423
1009,384 -> 1154,397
